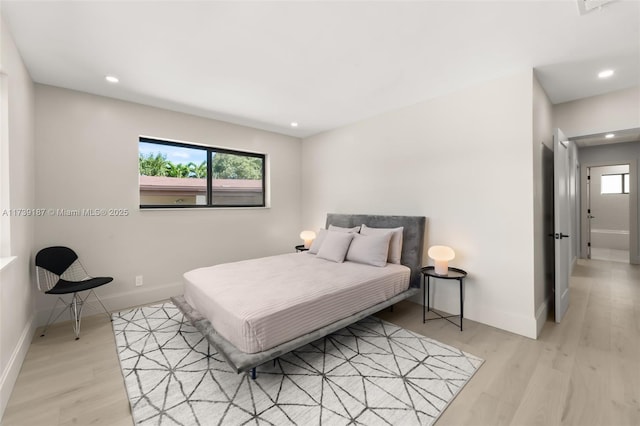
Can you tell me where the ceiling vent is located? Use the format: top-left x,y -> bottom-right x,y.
577,0 -> 617,15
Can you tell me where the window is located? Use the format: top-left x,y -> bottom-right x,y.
624,173 -> 630,194
601,173 -> 630,195
139,137 -> 266,208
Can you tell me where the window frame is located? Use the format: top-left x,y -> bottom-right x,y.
139,137 -> 266,209
600,172 -> 630,195
623,173 -> 630,194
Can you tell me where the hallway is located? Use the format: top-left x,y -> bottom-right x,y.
538,257 -> 640,425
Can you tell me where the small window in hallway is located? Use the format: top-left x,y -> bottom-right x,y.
601,173 -> 629,194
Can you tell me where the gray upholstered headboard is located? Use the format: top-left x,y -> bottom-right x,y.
325,214 -> 427,289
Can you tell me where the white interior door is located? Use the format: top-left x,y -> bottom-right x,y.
554,128 -> 571,323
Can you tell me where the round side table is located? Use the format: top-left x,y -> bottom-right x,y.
421,266 -> 467,331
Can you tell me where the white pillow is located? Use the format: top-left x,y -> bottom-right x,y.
317,231 -> 355,263
308,229 -> 327,254
346,233 -> 392,267
360,224 -> 404,264
328,224 -> 361,233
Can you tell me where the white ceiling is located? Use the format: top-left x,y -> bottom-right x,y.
571,127 -> 640,147
2,0 -> 639,138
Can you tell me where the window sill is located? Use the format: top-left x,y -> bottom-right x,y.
0,256 -> 17,271
139,205 -> 271,211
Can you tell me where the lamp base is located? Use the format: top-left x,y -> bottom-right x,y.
434,261 -> 448,275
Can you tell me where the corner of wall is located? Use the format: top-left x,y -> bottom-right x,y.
535,297 -> 551,338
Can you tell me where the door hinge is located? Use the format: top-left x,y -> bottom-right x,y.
588,242 -> 591,247
587,175 -> 591,180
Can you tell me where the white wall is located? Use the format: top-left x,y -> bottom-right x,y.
0,13 -> 36,419
302,70 -> 539,338
579,142 -> 640,263
34,85 -> 302,322
554,87 -> 640,138
532,75 -> 554,336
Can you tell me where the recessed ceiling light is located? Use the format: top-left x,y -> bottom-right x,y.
605,133 -> 615,139
105,75 -> 119,83
290,122 -> 299,128
598,69 -> 614,79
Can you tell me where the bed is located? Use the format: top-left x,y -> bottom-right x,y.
171,213 -> 426,378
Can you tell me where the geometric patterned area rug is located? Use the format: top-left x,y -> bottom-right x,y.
112,303 -> 483,426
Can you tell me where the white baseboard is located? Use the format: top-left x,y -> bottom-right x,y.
535,298 -> 551,337
0,313 -> 35,420
408,291 -> 538,339
35,281 -> 184,327
470,305 -> 538,339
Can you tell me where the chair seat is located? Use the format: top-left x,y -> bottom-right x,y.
46,277 -> 113,295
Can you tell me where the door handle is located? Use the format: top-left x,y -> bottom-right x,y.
588,215 -> 595,219
554,233 -> 570,239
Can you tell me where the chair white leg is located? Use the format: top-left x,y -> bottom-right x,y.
70,292 -> 85,340
43,290 -> 111,340
89,290 -> 112,321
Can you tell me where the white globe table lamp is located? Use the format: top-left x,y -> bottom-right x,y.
428,245 -> 455,275
299,230 -> 317,248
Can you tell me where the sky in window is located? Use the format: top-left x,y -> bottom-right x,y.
139,142 -> 206,164
601,174 -> 625,194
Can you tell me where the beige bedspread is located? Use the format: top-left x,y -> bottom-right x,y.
183,252 -> 410,353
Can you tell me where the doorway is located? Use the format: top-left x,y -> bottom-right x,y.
542,144 -> 555,310
574,128 -> 639,265
586,164 -> 630,263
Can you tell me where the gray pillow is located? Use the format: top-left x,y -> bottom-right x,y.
317,231 -> 355,263
328,224 -> 361,233
360,224 -> 404,264
308,229 -> 327,254
346,233 -> 392,267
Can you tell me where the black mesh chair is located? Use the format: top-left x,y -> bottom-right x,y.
35,246 -> 113,339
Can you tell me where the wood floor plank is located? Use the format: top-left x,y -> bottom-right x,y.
453,391 -> 516,426
562,347 -> 611,425
609,356 -> 640,413
608,399 -> 640,426
510,364 -> 570,426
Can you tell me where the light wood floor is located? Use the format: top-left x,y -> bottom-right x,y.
2,258 -> 639,425
590,247 -> 630,264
